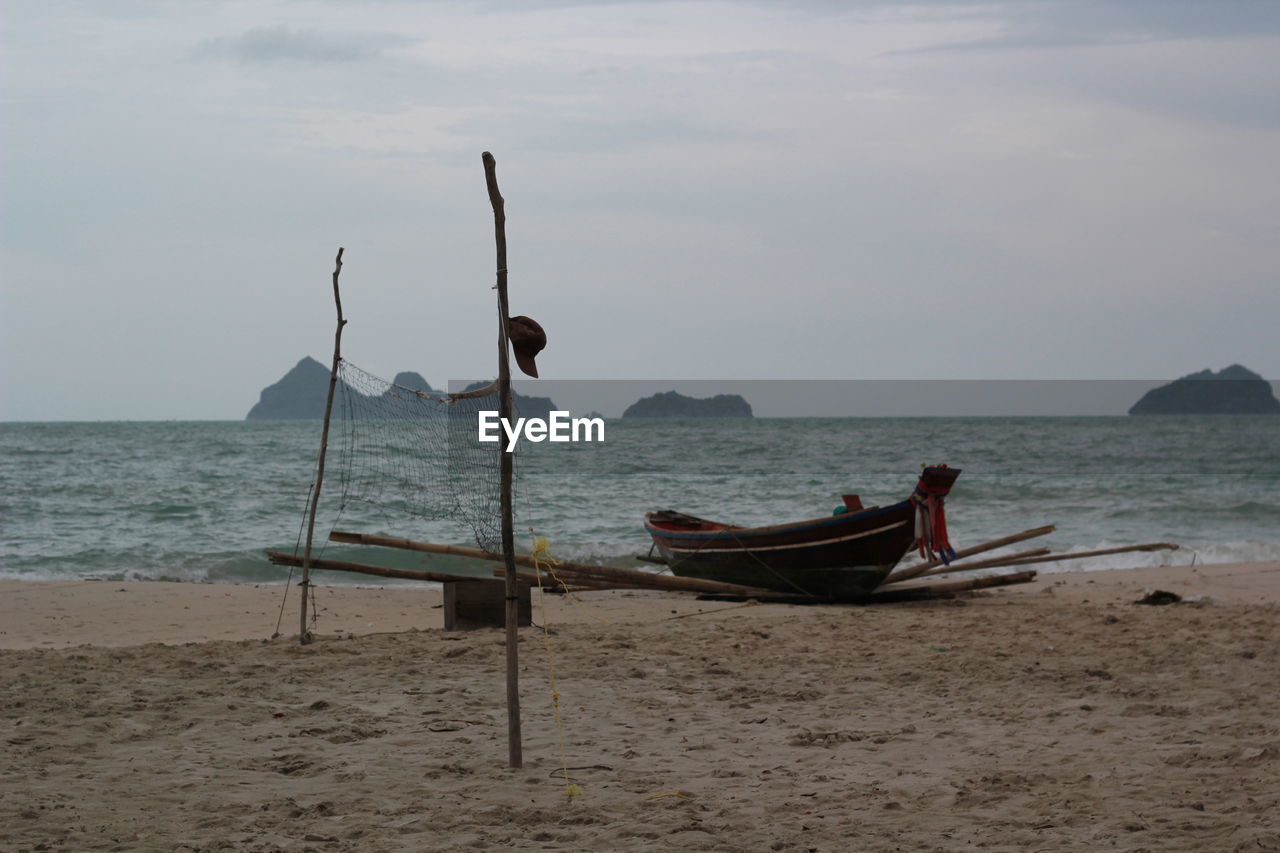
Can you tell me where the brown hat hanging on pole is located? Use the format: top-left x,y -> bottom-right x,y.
507,315 -> 546,378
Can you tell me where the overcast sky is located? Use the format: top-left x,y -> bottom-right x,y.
3,0 -> 1278,420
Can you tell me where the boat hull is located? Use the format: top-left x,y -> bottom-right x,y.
644,501 -> 917,599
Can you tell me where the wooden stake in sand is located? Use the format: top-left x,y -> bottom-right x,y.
298,247 -> 347,645
483,151 -> 523,770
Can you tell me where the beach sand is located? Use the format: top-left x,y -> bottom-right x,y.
2,562 -> 1277,851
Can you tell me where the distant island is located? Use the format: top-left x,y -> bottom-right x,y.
461,382 -> 557,421
246,358 -> 558,420
246,357 -> 341,420
621,390 -> 753,418
1129,364 -> 1280,415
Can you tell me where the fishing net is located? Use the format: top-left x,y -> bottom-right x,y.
326,359 -> 514,552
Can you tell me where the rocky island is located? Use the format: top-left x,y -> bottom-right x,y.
246,359 -> 557,420
461,382 -> 557,421
245,357 -> 348,420
1129,364 -> 1279,415
621,390 -> 753,418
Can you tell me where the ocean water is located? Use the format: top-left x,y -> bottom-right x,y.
1,416 -> 1277,585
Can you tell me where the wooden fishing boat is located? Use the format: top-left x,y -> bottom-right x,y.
643,466 -> 961,599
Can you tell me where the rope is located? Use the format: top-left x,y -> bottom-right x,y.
664,600 -> 759,620
274,471 -> 320,639
657,515 -> 816,597
531,535 -> 584,801
644,790 -> 690,801
724,529 -> 817,597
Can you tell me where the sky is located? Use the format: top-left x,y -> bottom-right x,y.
2,0 -> 1279,420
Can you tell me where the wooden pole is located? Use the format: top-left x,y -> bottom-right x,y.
270,551 -> 489,583
880,524 -> 1056,586
299,247 -> 347,644
490,567 -> 624,591
978,542 -> 1179,569
325,531 -> 607,585
912,542 -> 1178,579
483,151 -> 522,769
267,550 -> 601,589
872,569 -> 1038,598
329,530 -> 781,596
909,547 -> 1051,578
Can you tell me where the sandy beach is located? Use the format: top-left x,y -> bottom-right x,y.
2,561 -> 1278,851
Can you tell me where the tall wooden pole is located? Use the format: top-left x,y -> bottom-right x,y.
483,152 -> 523,768
300,247 -> 347,644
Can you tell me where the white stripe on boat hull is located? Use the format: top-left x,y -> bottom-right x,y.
659,520 -> 907,555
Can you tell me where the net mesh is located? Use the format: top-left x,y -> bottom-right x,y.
327,359 -> 514,551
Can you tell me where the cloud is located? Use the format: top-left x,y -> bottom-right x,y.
198,24 -> 414,63
3,0 -> 1279,418
890,0 -> 1280,54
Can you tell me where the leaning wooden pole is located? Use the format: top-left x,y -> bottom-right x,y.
880,524 -> 1057,586
483,152 -> 522,769
299,247 -> 347,645
908,547 -> 1051,578
975,542 -> 1180,570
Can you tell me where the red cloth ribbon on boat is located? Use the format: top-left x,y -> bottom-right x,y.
911,466 -> 957,564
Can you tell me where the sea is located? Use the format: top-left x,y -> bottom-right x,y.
1,416 -> 1277,586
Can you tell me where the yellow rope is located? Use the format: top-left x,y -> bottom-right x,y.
531,535 -> 583,801
531,536 -> 610,626
644,789 -> 691,801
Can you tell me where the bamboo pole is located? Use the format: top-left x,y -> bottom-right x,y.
299,247 -> 347,645
320,531 -> 608,586
501,562 -> 779,597
909,547 -> 1051,578
979,542 -> 1179,570
483,151 -> 522,770
872,569 -> 1038,598
329,530 -> 781,597
880,524 -> 1056,586
490,567 -> 623,590
266,550 -> 599,590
